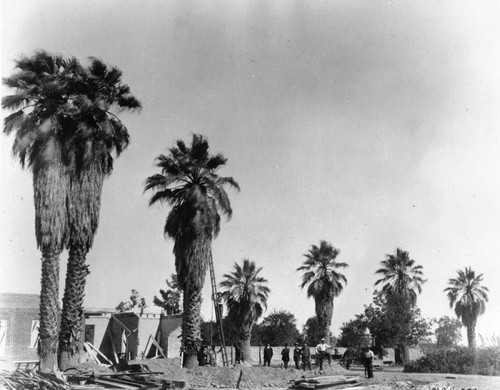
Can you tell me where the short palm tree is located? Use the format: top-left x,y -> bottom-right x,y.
220,259 -> 270,362
374,248 -> 425,305
297,240 -> 348,345
59,58 -> 140,368
3,52 -> 76,371
444,267 -> 489,350
145,134 -> 239,368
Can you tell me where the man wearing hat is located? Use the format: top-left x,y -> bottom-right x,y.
315,338 -> 331,370
293,342 -> 301,369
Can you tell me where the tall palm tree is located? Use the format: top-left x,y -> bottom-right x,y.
297,240 -> 348,345
374,248 -> 425,306
444,267 -> 489,350
59,58 -> 140,369
145,134 -> 239,367
2,52 -> 140,371
220,259 -> 270,362
2,52 -> 81,371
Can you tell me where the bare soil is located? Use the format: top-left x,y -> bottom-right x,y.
126,359 -> 500,389
134,358 -> 349,388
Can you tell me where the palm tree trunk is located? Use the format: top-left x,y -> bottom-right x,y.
59,163 -> 103,368
467,324 -> 476,351
182,285 -> 203,368
59,245 -> 90,370
315,296 -> 334,345
34,161 -> 68,373
240,324 -> 253,363
38,250 -> 61,373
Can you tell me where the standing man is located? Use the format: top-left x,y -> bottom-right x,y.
343,348 -> 353,370
363,347 -> 374,379
233,342 -> 241,365
293,342 -> 302,369
301,342 -> 312,371
263,343 -> 273,366
281,343 -> 290,369
315,338 -> 331,371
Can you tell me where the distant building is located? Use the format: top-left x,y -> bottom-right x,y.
85,311 -> 182,363
0,293 -> 40,364
0,293 -> 183,365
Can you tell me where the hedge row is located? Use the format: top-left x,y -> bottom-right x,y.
404,346 -> 500,376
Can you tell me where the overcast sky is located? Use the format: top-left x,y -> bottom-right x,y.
1,0 -> 499,342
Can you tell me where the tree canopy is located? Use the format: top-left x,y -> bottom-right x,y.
375,248 -> 425,306
254,310 -> 301,346
297,240 -> 348,343
434,316 -> 463,347
153,274 -> 182,315
116,289 -> 147,313
338,291 -> 432,351
444,267 -> 489,350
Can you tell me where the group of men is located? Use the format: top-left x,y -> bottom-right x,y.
202,340 -> 376,379
262,338 -> 332,370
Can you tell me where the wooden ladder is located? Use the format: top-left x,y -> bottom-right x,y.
208,253 -> 229,366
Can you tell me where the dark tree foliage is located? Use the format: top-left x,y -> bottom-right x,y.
434,316 -> 463,347
153,273 -> 182,315
303,316 -> 335,346
338,292 -> 432,351
338,315 -> 368,348
200,316 -> 239,346
116,289 -> 147,313
253,310 -> 301,346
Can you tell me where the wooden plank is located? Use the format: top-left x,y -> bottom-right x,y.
85,341 -> 113,365
94,378 -> 141,389
141,335 -> 153,359
150,338 -> 167,360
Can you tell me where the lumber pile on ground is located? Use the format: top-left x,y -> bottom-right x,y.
290,375 -> 366,389
0,369 -> 181,389
0,370 -> 69,389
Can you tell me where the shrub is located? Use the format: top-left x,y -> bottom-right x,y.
404,346 -> 500,376
476,346 -> 500,376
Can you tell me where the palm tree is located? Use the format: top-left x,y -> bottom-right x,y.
2,52 -> 77,371
297,240 -> 348,345
145,134 -> 239,368
374,248 -> 425,305
58,58 -> 140,368
220,259 -> 270,362
444,267 -> 489,350
2,52 -> 140,371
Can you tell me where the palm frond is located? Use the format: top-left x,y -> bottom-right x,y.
3,110 -> 25,135
2,94 -> 29,110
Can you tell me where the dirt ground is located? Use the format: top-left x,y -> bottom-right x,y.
126,359 -> 500,389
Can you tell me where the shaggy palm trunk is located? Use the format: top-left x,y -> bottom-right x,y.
467,324 -> 476,350
182,285 -> 203,368
239,324 -> 253,363
176,232 -> 211,368
33,159 -> 69,372
59,246 -> 90,369
59,163 -> 103,369
315,296 -> 334,345
38,251 -> 61,372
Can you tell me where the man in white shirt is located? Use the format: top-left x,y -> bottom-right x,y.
363,347 -> 374,378
315,338 -> 330,370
